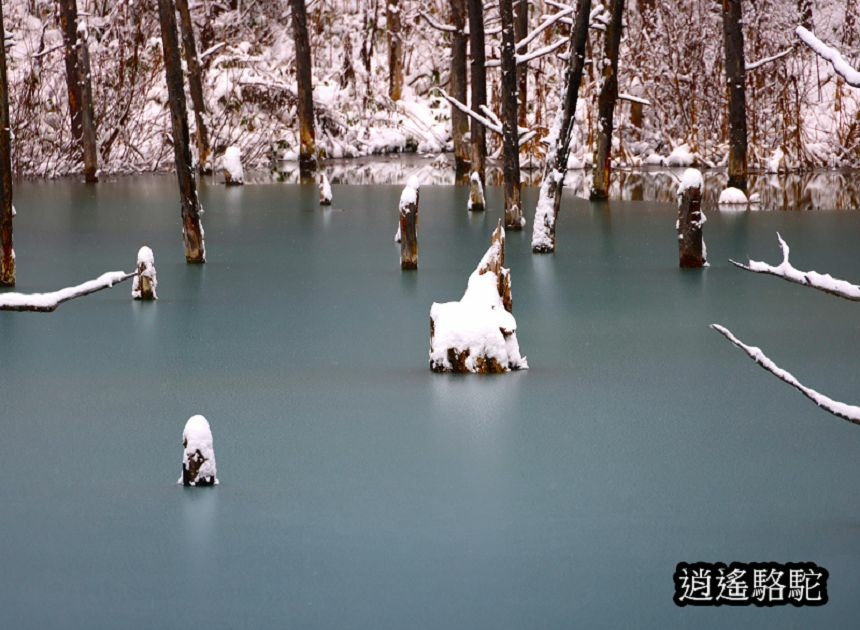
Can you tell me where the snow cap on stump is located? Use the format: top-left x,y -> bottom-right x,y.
180,414 -> 218,486
222,146 -> 244,185
132,246 -> 157,300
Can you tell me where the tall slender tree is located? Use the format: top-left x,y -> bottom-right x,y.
590,0 -> 624,201
514,0 -> 528,128
175,0 -> 211,173
467,0 -> 487,185
722,0 -> 748,192
290,0 -> 317,180
0,3 -> 14,286
531,0 -> 592,253
77,22 -> 98,183
157,0 -> 206,263
450,0 -> 470,179
499,0 -> 523,229
387,0 -> 403,101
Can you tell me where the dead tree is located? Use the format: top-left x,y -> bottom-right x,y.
722,0 -> 748,192
0,4 -> 14,286
175,0 -> 211,173
499,0 -> 523,229
590,0 -> 624,201
387,0 -> 403,101
467,0 -> 487,187
677,169 -> 707,268
157,0 -> 206,263
514,0 -> 528,128
399,179 -> 419,270
450,0 -> 470,179
531,0 -> 592,253
290,0 -> 317,180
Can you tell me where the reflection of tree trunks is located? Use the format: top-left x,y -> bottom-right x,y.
176,0 -> 211,174
450,0 -> 470,180
0,3 -> 15,286
77,30 -> 98,183
387,0 -> 403,101
500,0 -> 523,229
722,0 -> 748,192
590,0 -> 624,201
290,0 -> 317,180
467,0 -> 487,183
514,0 -> 528,128
157,0 -> 206,263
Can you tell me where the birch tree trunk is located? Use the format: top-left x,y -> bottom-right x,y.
590,0 -> 624,201
175,0 -> 211,174
450,0 -> 470,179
290,0 -> 317,180
387,0 -> 403,101
500,0 -> 523,229
722,0 -> 748,193
157,0 -> 206,263
0,3 -> 15,286
467,0 -> 487,185
531,0 -> 591,253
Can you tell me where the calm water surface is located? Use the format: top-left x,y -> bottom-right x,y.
1,174 -> 859,628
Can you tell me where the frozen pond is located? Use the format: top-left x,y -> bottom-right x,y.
2,172 -> 860,628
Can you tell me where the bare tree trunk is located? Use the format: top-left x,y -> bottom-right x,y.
590,0 -> 624,201
157,0 -> 206,263
467,0 -> 487,186
677,171 -> 706,268
514,0 -> 528,128
399,182 -> 419,270
290,0 -> 317,180
722,0 -> 748,192
387,0 -> 403,101
175,0 -> 211,174
0,3 -> 15,286
57,0 -> 83,144
77,24 -> 98,183
500,0 -> 523,229
450,0 -> 470,180
531,0 -> 592,253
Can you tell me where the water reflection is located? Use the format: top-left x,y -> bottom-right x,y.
180,486 -> 218,564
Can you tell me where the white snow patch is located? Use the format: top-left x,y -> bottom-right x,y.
222,145 -> 244,184
666,144 -> 696,167
718,187 -> 749,205
677,168 -> 703,194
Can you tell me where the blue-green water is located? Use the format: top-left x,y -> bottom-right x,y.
1,174 -> 859,628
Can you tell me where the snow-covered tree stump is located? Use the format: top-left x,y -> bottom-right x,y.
180,414 -> 218,487
429,220 -> 527,373
677,168 -> 707,268
222,145 -> 244,185
468,171 -> 485,212
132,246 -> 158,300
319,173 -> 332,206
399,177 -> 419,270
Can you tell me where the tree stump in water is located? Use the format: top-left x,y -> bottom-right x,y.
180,415 -> 218,487
399,177 -> 419,270
468,171 -> 485,212
222,146 -> 244,185
677,168 -> 707,268
319,173 -> 332,205
132,246 -> 158,300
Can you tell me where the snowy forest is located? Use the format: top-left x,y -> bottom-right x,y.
1,0 -> 859,181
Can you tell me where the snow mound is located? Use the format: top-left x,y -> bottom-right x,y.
666,144 -> 696,167
677,168 -> 703,194
718,187 -> 748,205
180,414 -> 218,486
222,146 -> 244,185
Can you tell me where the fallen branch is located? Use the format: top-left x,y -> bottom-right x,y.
619,92 -> 650,106
0,271 -> 136,312
516,7 -> 574,51
711,324 -> 860,425
437,88 -> 535,146
730,233 -> 860,301
485,37 -> 568,67
746,47 -> 793,72
796,26 -> 860,87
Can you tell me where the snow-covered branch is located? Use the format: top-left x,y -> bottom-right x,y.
486,37 -> 568,67
417,10 -> 458,33
516,7 -> 574,51
0,271 -> 136,312
746,47 -> 793,72
730,233 -> 860,301
795,26 -> 860,87
438,88 -> 535,146
619,93 -> 650,106
711,324 -> 860,425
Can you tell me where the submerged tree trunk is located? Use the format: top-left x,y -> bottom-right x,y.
77,23 -> 98,183
157,0 -> 206,263
677,170 -> 707,268
290,0 -> 317,180
499,0 -> 523,229
467,0 -> 487,185
450,0 -> 470,179
590,0 -> 624,200
399,181 -> 419,270
531,0 -> 592,253
514,0 -> 528,128
0,3 -> 15,286
722,0 -> 748,192
387,0 -> 403,101
175,0 -> 211,174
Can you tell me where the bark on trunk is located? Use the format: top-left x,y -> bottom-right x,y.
290,0 -> 317,180
722,0 -> 748,192
387,0 -> 403,101
0,3 -> 15,286
590,0 -> 624,201
677,175 -> 706,268
57,0 -> 83,144
450,0 -> 470,180
157,0 -> 206,263
77,25 -> 98,183
531,0 -> 591,253
400,189 -> 419,270
175,0 -> 211,174
514,0 -> 528,128
467,0 -> 487,183
499,0 -> 523,229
